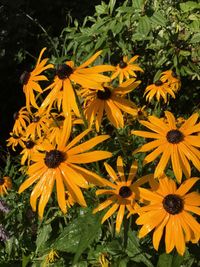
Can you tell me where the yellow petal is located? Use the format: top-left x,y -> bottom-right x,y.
176,177 -> 199,196
116,204 -> 125,233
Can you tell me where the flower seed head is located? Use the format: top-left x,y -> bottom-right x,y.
163,194 -> 184,214
119,186 -> 132,198
44,149 -> 66,168
97,87 -> 112,100
166,129 -> 184,144
56,64 -> 73,79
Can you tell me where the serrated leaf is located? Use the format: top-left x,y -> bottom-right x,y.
157,252 -> 184,267
137,16 -> 151,36
151,12 -> 167,27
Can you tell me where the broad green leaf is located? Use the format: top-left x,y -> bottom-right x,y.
36,224 -> 52,252
157,252 -> 184,267
126,230 -> 154,267
73,212 -> 102,264
137,16 -> 151,36
180,1 -> 200,12
151,12 -> 167,27
54,210 -> 102,258
95,4 -> 108,15
190,32 -> 200,43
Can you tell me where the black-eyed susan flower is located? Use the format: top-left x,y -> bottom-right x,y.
82,79 -> 140,131
132,111 -> 200,182
18,118 -> 112,218
144,80 -> 176,103
26,109 -> 51,140
136,175 -> 200,255
41,51 -> 114,117
111,55 -> 143,84
160,70 -> 181,92
20,48 -> 53,111
20,138 -> 42,165
93,156 -> 152,233
132,105 -> 148,121
12,107 -> 30,136
7,133 -> 24,151
0,176 -> 12,196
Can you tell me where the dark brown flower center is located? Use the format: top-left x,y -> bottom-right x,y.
155,80 -> 163,86
166,129 -> 184,144
32,116 -> 40,123
25,140 -> 35,149
20,71 -> 31,85
163,194 -> 183,214
97,87 -> 112,100
0,178 -> 4,185
119,60 -> 127,69
56,64 -> 73,79
44,149 -> 66,168
119,186 -> 132,198
13,112 -> 19,121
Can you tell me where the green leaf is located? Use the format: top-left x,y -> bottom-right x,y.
36,224 -> 52,252
137,16 -> 151,36
73,212 -> 102,264
126,230 -> 154,267
109,0 -> 116,15
157,252 -> 184,267
180,1 -> 200,12
54,209 -> 102,259
132,0 -> 145,9
179,50 -> 191,57
190,32 -> 200,43
95,4 -> 108,15
151,12 -> 167,27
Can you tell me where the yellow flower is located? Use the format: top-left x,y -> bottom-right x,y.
65,191 -> 75,208
26,109 -> 51,140
111,55 -> 143,84
132,111 -> 200,182
0,176 -> 12,196
18,118 -> 112,218
160,70 -> 181,92
136,176 -> 200,255
132,105 -> 148,121
82,79 -> 140,131
43,249 -> 59,266
20,48 -> 53,111
144,80 -> 176,103
41,51 -> 114,117
93,156 -> 152,233
7,133 -> 24,151
20,138 -> 42,165
12,107 -> 30,136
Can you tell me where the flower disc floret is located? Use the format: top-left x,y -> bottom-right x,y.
155,80 -> 163,86
166,129 -> 184,144
44,149 -> 66,168
119,60 -> 128,69
25,140 -> 35,149
119,186 -> 132,198
162,194 -> 184,214
56,64 -> 74,79
20,71 -> 31,85
97,87 -> 112,100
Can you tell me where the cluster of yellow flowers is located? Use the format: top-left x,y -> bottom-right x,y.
5,48 -> 200,256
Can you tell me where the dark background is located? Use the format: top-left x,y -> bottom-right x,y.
0,0 -> 106,146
